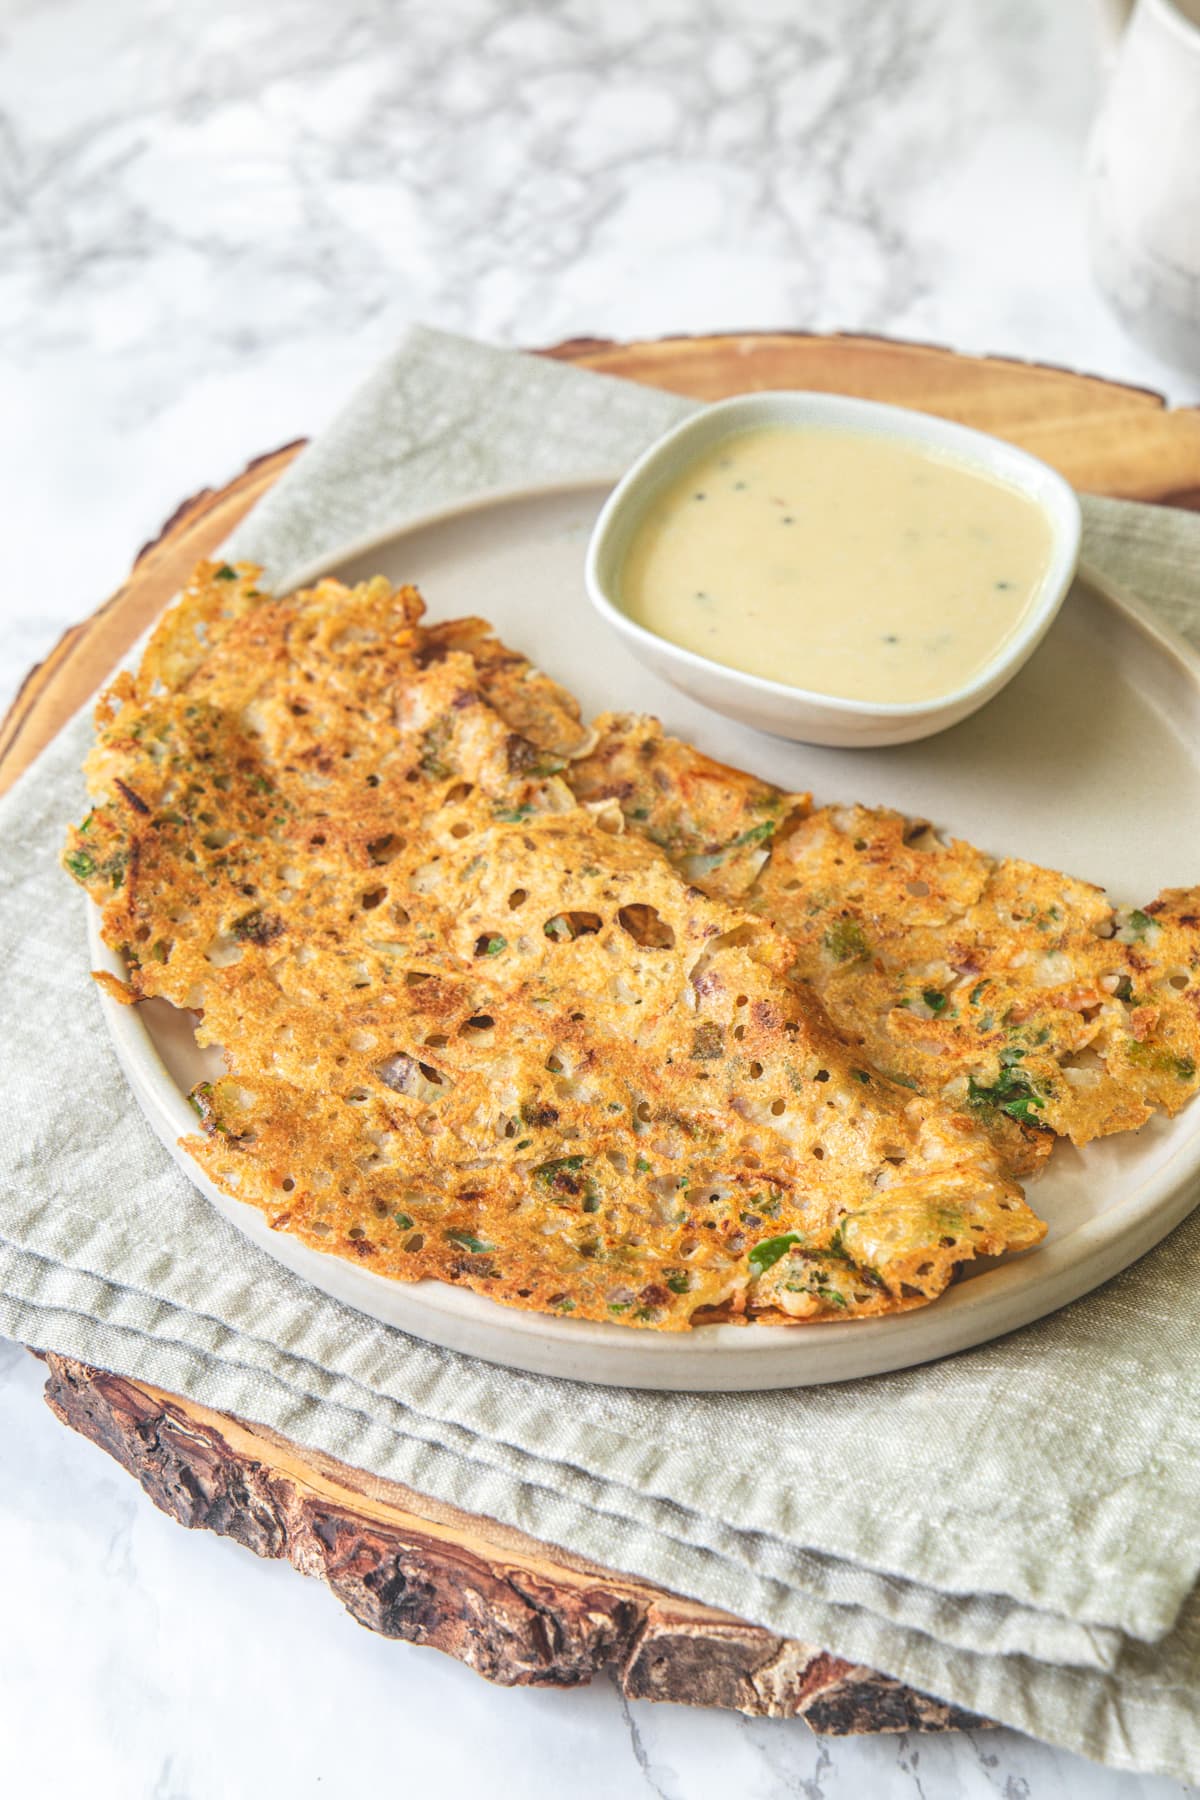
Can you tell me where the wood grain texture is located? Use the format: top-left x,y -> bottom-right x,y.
0,440 -> 304,784
39,1353 -> 983,1734
14,329 -> 1200,1733
546,332 -> 1200,507
7,332 -> 1200,787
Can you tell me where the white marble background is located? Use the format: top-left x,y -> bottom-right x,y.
2,0 -> 1199,1795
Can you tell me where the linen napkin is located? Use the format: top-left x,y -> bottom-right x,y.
3,325 -> 1200,1781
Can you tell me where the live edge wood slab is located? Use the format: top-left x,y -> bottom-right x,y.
10,333 -> 1200,1734
38,1351 -> 980,1732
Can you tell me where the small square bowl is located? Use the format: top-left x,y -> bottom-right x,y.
584,391 -> 1082,748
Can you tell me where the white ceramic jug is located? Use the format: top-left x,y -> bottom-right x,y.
1088,0 -> 1200,371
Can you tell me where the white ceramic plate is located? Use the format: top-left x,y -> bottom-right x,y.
91,478 -> 1200,1391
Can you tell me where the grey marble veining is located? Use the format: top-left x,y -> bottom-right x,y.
1,0 -> 1196,723
3,1 -> 1199,1794
3,1344 -> 1194,1800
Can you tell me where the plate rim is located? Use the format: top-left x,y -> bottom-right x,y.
87,476 -> 1200,1390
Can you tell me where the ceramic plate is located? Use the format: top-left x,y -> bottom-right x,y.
91,479 -> 1200,1390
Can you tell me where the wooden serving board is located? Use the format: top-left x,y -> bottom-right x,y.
10,333 -> 1200,1735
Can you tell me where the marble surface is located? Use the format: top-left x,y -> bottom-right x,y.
3,0 -> 1200,1794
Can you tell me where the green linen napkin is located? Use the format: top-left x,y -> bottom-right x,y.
2,325 -> 1199,1780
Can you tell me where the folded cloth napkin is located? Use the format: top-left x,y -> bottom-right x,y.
3,325 -> 1200,1780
